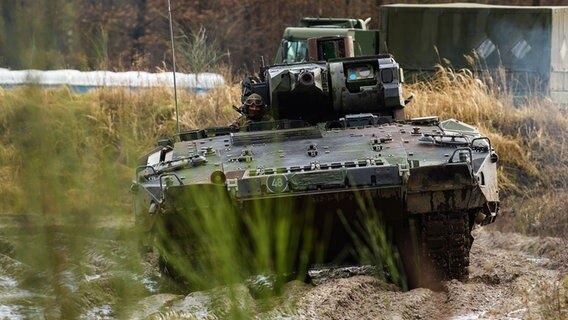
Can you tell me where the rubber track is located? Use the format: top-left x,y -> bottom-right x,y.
421,211 -> 472,281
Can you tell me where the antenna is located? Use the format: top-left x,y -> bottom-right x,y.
167,0 -> 180,133
259,56 -> 266,81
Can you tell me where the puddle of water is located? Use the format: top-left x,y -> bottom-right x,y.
0,286 -> 50,320
80,304 -> 114,320
0,217 -> 167,319
0,275 -> 18,289
523,254 -> 550,265
0,271 -> 52,319
0,304 -> 24,320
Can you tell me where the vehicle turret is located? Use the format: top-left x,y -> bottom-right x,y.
245,37 -> 406,124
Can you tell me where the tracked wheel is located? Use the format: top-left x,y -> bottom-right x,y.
421,211 -> 472,282
403,211 -> 474,289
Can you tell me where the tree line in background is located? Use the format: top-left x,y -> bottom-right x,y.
0,0 -> 565,74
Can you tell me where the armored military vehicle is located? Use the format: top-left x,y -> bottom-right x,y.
132,36 -> 499,289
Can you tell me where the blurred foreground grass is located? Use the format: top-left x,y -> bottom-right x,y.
0,85 -> 238,224
0,84 -> 245,318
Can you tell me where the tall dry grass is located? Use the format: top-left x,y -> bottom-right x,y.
0,83 -> 237,222
405,66 -> 568,237
0,65 -> 565,231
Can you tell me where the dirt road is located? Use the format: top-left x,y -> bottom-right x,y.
138,227 -> 567,320
274,228 -> 567,320
1,222 -> 566,319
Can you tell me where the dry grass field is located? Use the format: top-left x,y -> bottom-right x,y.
0,67 -> 566,237
404,67 -> 568,237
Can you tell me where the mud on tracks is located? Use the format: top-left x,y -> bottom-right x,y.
285,228 -> 567,320
136,228 -> 567,319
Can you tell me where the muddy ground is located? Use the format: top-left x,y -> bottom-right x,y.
289,228 -> 568,320
135,227 -> 568,320
1,219 -> 567,319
